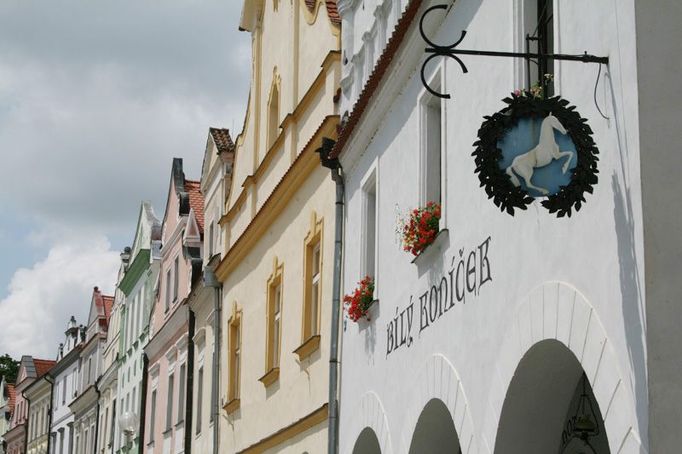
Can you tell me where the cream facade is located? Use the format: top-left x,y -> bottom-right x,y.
189,128 -> 234,454
215,1 -> 341,452
23,375 -> 51,454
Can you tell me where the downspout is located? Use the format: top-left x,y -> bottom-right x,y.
93,385 -> 100,454
138,354 -> 148,454
24,393 -> 30,450
46,376 -> 54,454
317,137 -> 343,454
184,309 -> 195,454
204,265 -> 222,454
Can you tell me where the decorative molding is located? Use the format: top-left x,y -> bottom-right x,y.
258,367 -> 280,388
293,335 -> 321,361
237,403 -> 328,454
216,115 -> 339,282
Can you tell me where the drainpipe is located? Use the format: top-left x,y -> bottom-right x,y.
138,354 -> 148,454
204,265 -> 222,454
184,309 -> 195,454
46,376 -> 54,454
317,137 -> 343,454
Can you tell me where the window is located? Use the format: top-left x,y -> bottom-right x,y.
177,364 -> 186,423
110,400 -> 116,445
302,214 -> 323,343
148,391 -> 156,442
195,367 -> 203,434
421,87 -> 442,207
268,282 -> 282,370
166,374 -> 174,431
62,378 -> 66,405
522,0 -> 554,95
362,172 -> 377,279
208,223 -> 214,257
173,256 -> 179,303
228,312 -> 241,402
165,269 -> 172,312
267,79 -> 280,149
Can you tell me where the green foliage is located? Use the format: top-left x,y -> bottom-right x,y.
0,354 -> 20,383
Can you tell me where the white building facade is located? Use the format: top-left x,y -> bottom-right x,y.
334,0 -> 680,453
49,318 -> 83,454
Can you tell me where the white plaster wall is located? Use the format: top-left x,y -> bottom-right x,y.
339,0 -> 647,453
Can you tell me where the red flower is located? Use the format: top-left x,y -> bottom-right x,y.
343,276 -> 375,322
400,202 -> 441,257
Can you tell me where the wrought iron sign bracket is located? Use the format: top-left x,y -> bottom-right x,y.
420,4 -> 609,99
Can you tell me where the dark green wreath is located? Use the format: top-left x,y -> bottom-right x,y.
472,94 -> 599,217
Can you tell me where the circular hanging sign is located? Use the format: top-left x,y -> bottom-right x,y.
473,94 -> 599,217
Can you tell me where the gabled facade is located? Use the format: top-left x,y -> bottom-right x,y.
143,158 -> 203,454
215,1 -> 341,452
70,287 -> 113,454
95,248 -> 128,454
5,357 -> 55,454
189,128 -> 235,454
49,317 -> 84,454
23,374 -> 52,454
114,201 -> 161,454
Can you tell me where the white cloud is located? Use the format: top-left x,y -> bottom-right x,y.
0,235 -> 119,359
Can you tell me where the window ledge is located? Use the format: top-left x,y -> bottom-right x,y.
223,398 -> 240,415
293,335 -> 321,361
162,427 -> 173,437
258,367 -> 280,387
411,229 -> 449,266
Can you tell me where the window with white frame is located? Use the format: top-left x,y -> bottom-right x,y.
177,364 -> 185,423
362,171 -> 377,280
165,373 -> 174,431
195,367 -> 203,434
520,0 -> 554,95
421,83 -> 442,207
172,256 -> 179,303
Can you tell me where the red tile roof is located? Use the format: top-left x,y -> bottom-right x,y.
209,128 -> 235,155
325,0 -> 340,25
185,180 -> 205,232
7,384 -> 16,413
33,359 -> 56,378
102,295 -> 114,323
331,0 -> 422,158
304,0 -> 340,25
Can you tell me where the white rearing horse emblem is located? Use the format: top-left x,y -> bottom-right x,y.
505,114 -> 574,195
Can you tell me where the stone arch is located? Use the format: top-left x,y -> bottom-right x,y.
344,391 -> 393,454
400,354 -> 475,453
480,281 -> 645,454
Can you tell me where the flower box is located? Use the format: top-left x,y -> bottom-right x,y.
344,276 -> 375,322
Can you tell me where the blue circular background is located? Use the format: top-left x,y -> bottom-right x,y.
497,117 -> 578,197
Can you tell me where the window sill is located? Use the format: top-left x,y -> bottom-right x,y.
162,427 -> 173,437
293,335 -> 320,361
258,367 -> 280,387
223,398 -> 240,415
411,229 -> 449,266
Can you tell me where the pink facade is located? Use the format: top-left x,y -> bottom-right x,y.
144,158 -> 203,454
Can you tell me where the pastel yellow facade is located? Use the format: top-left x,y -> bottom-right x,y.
216,0 -> 340,452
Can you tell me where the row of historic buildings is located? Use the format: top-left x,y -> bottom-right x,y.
2,0 -> 681,453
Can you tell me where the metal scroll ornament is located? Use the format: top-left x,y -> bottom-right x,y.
472,94 -> 599,217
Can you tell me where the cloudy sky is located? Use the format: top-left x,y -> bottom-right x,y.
0,0 -> 250,359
